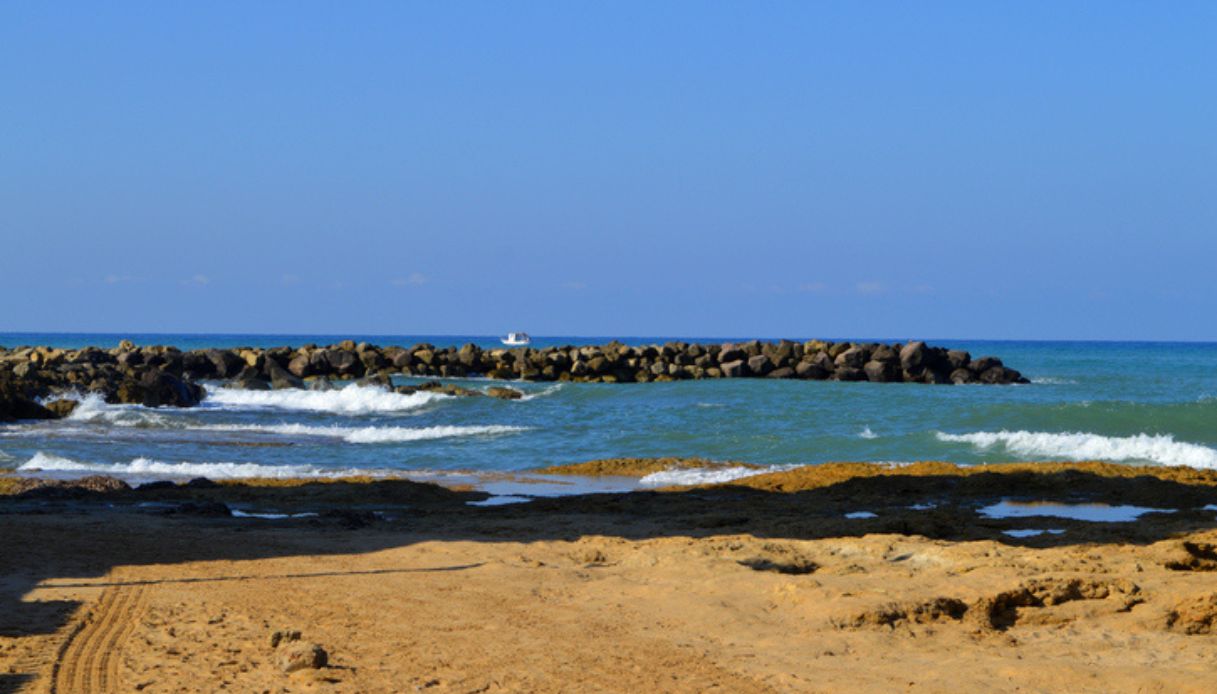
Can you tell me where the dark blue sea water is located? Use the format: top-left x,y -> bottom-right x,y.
2,334 -> 1215,487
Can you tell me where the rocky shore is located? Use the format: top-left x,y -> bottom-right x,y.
0,338 -> 1026,420
4,460 -> 1217,692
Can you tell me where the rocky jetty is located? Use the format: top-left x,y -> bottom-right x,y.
0,338 -> 1026,420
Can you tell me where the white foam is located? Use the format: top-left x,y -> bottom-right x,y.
858,426 -> 878,440
16,451 -> 369,480
197,422 -> 528,444
936,430 -> 1217,469
1030,377 -> 1078,385
639,465 -> 792,487
845,511 -> 877,519
516,384 -> 564,402
204,384 -> 445,416
66,393 -> 172,427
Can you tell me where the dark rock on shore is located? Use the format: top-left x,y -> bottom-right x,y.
0,376 -> 57,422
10,475 -> 131,498
44,399 -> 80,418
113,369 -> 205,407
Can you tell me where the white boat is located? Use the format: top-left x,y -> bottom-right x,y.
501,332 -> 531,346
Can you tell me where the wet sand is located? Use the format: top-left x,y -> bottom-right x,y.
3,460 -> 1217,693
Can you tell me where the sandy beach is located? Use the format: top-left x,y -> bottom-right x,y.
4,461 -> 1217,693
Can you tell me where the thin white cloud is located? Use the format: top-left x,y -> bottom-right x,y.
856,281 -> 885,296
798,282 -> 828,294
281,274 -> 301,286
390,272 -> 428,287
562,281 -> 588,290
183,274 -> 210,286
104,274 -> 134,284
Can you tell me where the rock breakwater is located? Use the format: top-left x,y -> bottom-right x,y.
0,338 -> 1026,420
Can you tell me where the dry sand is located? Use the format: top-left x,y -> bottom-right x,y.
3,461 -> 1217,693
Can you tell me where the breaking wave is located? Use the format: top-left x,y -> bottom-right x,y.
936,430 -> 1217,469
17,451 -> 371,480
66,393 -> 171,427
197,422 -> 528,444
204,385 -> 445,415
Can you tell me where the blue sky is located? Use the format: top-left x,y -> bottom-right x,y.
2,2 -> 1214,340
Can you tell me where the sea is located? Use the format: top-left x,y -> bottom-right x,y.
2,333 -> 1216,491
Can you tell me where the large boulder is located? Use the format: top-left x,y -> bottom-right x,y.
767,366 -> 796,379
720,359 -> 747,378
864,359 -> 900,383
278,643 -> 328,673
795,359 -> 831,380
265,360 -> 304,389
391,350 -> 414,370
206,350 -> 245,379
112,369 -> 205,407
763,340 -> 796,367
719,344 -> 746,363
0,377 -> 56,422
287,353 -> 312,378
116,350 -> 144,370
899,341 -> 927,372
834,346 -> 869,369
834,366 -> 866,382
971,356 -> 1001,373
747,354 -> 773,376
947,350 -> 971,370
182,351 -> 218,379
950,368 -> 976,384
359,349 -> 389,372
325,350 -> 363,376
44,399 -> 80,418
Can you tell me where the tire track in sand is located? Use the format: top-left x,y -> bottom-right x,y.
48,585 -> 145,694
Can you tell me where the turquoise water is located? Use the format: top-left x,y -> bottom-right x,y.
2,335 -> 1216,483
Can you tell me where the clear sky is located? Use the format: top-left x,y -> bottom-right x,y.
2,2 -> 1214,340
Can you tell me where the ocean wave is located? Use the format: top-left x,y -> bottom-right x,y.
639,465 -> 794,487
1030,377 -> 1078,385
858,426 -> 878,440
197,422 -> 528,444
936,430 -> 1217,469
517,384 -> 564,402
17,451 -> 369,480
204,384 -> 445,415
66,393 -> 173,427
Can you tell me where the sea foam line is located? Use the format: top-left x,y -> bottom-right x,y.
638,465 -> 796,487
16,451 -> 370,480
936,430 -> 1217,469
203,384 -> 445,415
196,422 -> 528,444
